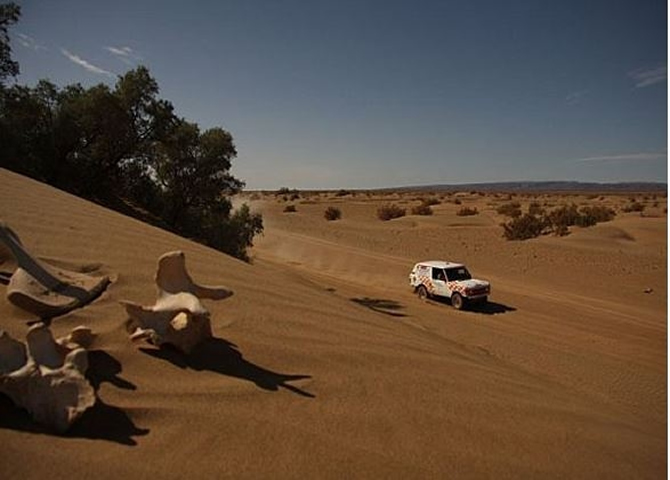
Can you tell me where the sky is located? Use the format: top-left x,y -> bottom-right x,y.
8,0 -> 668,189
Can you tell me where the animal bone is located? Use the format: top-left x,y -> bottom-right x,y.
121,251 -> 232,354
0,323 -> 96,433
121,293 -> 213,354
0,222 -> 110,318
155,251 -> 233,300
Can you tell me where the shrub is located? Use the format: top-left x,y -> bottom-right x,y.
324,206 -> 342,221
502,214 -> 547,240
411,204 -> 433,216
622,202 -> 645,213
496,202 -> 522,217
283,205 -> 297,213
335,189 -> 351,197
420,197 -> 441,206
377,204 -> 406,221
579,205 -> 615,224
456,206 -> 479,216
453,198 -> 462,205
528,201 -> 544,216
201,204 -> 264,262
546,204 -> 580,230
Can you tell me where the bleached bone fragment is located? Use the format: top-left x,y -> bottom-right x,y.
156,251 -> 233,300
0,222 -> 110,318
121,292 -> 213,354
0,323 -> 95,433
121,251 -> 232,354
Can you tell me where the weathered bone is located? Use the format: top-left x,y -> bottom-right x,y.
0,222 -> 110,318
121,251 -> 232,354
155,251 -> 233,300
122,293 -> 213,354
0,323 -> 96,433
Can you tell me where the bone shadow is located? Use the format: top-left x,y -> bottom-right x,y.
0,350 -> 148,446
350,297 -> 408,318
141,337 -> 315,398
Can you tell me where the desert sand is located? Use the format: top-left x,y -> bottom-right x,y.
0,168 -> 666,479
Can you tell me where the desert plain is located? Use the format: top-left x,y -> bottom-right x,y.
0,167 -> 666,479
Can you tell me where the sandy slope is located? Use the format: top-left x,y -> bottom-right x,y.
0,169 -> 666,479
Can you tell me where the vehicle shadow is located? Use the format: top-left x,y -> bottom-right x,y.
430,296 -> 516,315
350,297 -> 408,318
467,301 -> 517,315
0,350 -> 149,446
140,337 -> 315,398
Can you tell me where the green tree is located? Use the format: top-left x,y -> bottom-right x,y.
154,119 -> 243,227
0,2 -> 20,85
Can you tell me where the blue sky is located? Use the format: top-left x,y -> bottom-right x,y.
9,0 -> 668,189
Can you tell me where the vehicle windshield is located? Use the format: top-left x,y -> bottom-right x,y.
445,267 -> 471,281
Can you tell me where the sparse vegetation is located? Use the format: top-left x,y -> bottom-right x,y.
496,202 -> 522,217
622,202 -> 645,213
502,203 -> 616,240
420,197 -> 441,207
324,206 -> 342,221
502,214 -> 548,240
528,202 -> 544,216
411,204 -> 433,216
456,206 -> 479,216
283,205 -> 297,213
578,205 -> 615,224
377,204 -> 406,221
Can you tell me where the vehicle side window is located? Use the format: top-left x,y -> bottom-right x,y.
432,268 -> 446,281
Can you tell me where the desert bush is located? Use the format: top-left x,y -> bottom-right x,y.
528,201 -> 544,216
335,189 -> 351,197
496,202 -> 522,217
502,214 -> 547,240
283,205 -> 297,213
411,204 -> 433,216
453,198 -> 462,205
456,206 -> 479,216
324,206 -> 342,221
201,205 -> 264,262
420,197 -> 441,206
546,204 -> 580,229
377,204 -> 406,221
578,205 -> 615,224
622,202 -> 645,213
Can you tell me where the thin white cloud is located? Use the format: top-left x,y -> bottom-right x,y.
565,90 -> 588,105
576,152 -> 667,163
105,45 -> 142,65
16,32 -> 47,51
61,48 -> 115,77
628,66 -> 667,88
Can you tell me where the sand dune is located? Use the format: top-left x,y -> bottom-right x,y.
0,169 -> 666,479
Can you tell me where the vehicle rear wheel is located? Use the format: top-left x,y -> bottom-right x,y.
417,285 -> 428,300
451,293 -> 464,310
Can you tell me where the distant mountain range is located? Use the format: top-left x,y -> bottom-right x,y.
389,181 -> 667,193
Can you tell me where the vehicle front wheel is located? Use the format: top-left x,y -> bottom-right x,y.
417,285 -> 429,300
451,293 -> 464,310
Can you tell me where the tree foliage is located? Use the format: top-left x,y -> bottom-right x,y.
0,10 -> 262,260
0,2 -> 20,84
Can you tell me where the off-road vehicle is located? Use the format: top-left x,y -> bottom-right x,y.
409,260 -> 490,310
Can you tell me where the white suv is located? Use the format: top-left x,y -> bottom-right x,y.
409,260 -> 490,310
